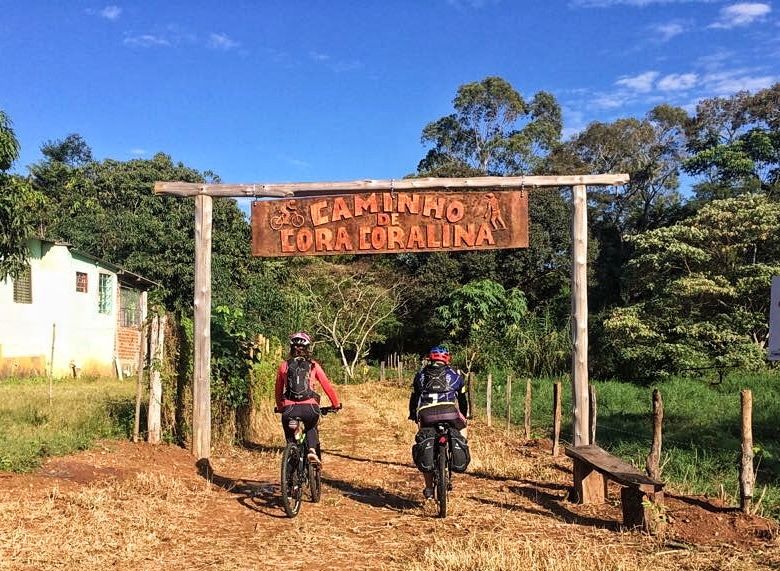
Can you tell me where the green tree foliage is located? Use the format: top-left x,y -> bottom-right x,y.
0,110 -> 45,280
30,144 -> 263,313
419,76 -> 562,176
604,194 -> 780,379
436,279 -> 528,374
305,264 -> 403,379
684,84 -> 780,199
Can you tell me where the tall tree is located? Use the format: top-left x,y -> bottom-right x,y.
603,194 -> 780,379
419,76 -> 562,175
0,111 -> 45,280
684,84 -> 780,200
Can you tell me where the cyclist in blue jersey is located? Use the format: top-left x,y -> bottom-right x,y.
408,345 -> 469,499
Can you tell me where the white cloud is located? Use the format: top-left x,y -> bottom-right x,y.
709,2 -> 771,28
703,70 -> 777,93
657,73 -> 699,90
130,148 -> 146,156
652,22 -> 685,41
208,33 -> 239,50
309,51 -> 330,62
615,71 -> 659,92
100,5 -> 122,20
572,0 -> 715,7
123,34 -> 170,47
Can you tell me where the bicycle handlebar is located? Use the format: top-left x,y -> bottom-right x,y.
319,406 -> 341,416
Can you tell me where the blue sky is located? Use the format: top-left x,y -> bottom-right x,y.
2,0 -> 778,185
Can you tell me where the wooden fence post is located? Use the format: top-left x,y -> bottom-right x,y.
740,389 -> 754,513
646,389 -> 663,479
398,360 -> 403,382
524,378 -> 532,440
506,373 -> 513,430
588,384 -> 597,445
486,373 -> 493,428
380,361 -> 385,382
148,314 -> 166,444
467,372 -> 474,420
133,294 -> 147,444
48,323 -> 56,406
552,381 -> 562,457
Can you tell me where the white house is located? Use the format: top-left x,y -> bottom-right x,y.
0,239 -> 157,378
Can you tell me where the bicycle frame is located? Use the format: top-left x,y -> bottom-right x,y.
432,423 -> 452,518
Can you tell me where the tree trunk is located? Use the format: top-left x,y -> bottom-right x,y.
646,389 -> 663,479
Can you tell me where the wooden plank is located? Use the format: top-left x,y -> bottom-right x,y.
566,445 -> 664,490
250,191 -> 528,257
155,174 -> 631,197
193,194 -> 213,460
571,184 -> 589,446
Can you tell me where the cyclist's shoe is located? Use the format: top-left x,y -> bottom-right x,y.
307,448 -> 321,465
423,487 -> 435,500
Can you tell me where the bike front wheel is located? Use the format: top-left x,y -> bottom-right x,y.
281,444 -> 303,517
436,442 -> 448,518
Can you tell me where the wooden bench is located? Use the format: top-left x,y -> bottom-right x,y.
565,445 -> 665,531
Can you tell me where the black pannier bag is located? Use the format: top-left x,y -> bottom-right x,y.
412,427 -> 437,473
449,427 -> 471,473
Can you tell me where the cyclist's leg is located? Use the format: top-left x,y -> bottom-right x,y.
300,404 -> 321,456
280,405 -> 298,443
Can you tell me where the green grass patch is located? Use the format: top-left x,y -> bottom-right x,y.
474,370 -> 780,519
0,376 -> 136,472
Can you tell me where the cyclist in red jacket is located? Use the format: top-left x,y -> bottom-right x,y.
275,332 -> 341,465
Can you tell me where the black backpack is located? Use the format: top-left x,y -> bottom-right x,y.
422,364 -> 451,394
285,357 -> 313,401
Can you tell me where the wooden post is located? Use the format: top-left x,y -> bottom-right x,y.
398,360 -> 403,382
524,378 -> 532,440
48,323 -> 55,406
646,389 -> 664,479
486,373 -> 493,428
506,373 -> 512,430
552,381 -> 562,457
148,314 -> 166,444
588,384 -> 597,445
133,293 -> 148,444
571,183 -> 590,446
193,194 -> 213,461
380,361 -> 385,382
466,372 -> 474,419
740,389 -> 754,513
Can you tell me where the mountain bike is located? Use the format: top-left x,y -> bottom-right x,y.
279,406 -> 338,518
432,422 -> 452,518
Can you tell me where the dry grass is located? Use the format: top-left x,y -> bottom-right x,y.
0,472 -> 207,570
1,382 -> 779,571
402,532 -> 778,571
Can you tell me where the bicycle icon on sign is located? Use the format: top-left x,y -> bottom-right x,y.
270,200 -> 306,230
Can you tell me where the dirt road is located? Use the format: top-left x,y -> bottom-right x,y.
1,384 -> 777,570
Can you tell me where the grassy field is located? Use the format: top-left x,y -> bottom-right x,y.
0,376 -> 136,472
475,369 -> 780,519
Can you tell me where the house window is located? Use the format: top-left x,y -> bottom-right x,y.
120,287 -> 141,327
76,272 -> 88,293
13,266 -> 32,304
98,273 -> 113,314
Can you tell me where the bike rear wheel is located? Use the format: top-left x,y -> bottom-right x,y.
308,462 -> 321,502
436,441 -> 448,518
281,443 -> 303,517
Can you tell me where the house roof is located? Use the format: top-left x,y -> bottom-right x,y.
39,238 -> 160,290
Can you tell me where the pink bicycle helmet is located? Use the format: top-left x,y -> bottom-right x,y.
289,331 -> 311,346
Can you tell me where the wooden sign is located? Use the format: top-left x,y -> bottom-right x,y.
251,190 -> 528,257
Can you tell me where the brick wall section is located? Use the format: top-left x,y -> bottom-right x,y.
117,327 -> 141,361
